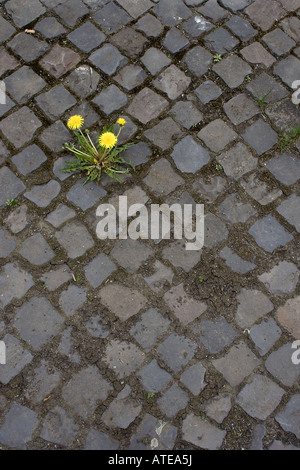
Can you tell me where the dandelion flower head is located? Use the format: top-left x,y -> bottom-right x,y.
117,118 -> 127,126
67,115 -> 84,130
99,132 -> 118,149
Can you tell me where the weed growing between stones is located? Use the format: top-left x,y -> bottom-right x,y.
63,115 -> 134,184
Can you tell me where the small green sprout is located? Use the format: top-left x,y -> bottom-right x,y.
6,199 -> 19,208
213,54 -> 222,63
215,164 -> 222,171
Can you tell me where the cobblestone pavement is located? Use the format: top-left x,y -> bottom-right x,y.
0,0 -> 300,451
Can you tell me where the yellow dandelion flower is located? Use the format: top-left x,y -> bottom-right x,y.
94,159 -> 98,164
67,115 -> 84,130
99,132 -> 118,149
117,118 -> 127,126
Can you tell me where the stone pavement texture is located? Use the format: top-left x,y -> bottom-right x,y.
0,0 -> 300,451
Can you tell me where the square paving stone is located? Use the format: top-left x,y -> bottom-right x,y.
245,0 -> 286,31
212,341 -> 260,387
52,157 -> 76,181
65,65 -> 100,98
19,233 -> 55,266
110,28 -> 148,57
92,84 -> 128,115
0,263 -> 34,308
265,343 -> 300,387
266,98 -> 300,131
225,15 -> 257,42
194,316 -> 238,354
0,15 -> 16,43
237,374 -> 284,420
274,56 -> 300,89
259,261 -> 299,296
276,395 -> 300,440
277,194 -> 300,232
122,142 -> 152,167
144,117 -> 183,151
89,44 -> 128,76
130,309 -> 170,351
266,152 -> 300,186
0,107 -> 42,149
129,413 -> 178,451
24,360 -> 61,403
204,27 -> 239,54
218,193 -> 257,224
35,17 -> 67,39
93,2 -> 131,34
0,334 -> 33,385
0,166 -> 25,207
143,158 -> 184,195
240,173 -> 282,206
198,0 -> 229,20
66,101 -> 99,130
182,413 -> 226,450
104,339 -> 145,378
250,318 -> 282,356
223,94 -> 259,125
0,47 -> 19,77
35,84 -> 77,122
262,28 -> 296,57
67,179 -> 107,211
40,406 -> 77,447
158,384 -> 189,418
39,121 -> 71,153
235,288 -> 274,329
14,297 -> 65,351
280,16 -> 300,41
100,283 -> 147,321
85,316 -> 110,339
240,42 -> 276,68
246,72 -> 289,104
184,46 -> 213,78
5,66 -> 46,105
204,212 -> 229,249
171,136 -> 210,173
12,145 -> 47,176
86,431 -> 118,450
153,65 -> 191,100
213,55 -> 252,89
102,385 -> 142,429
249,215 -> 293,253
219,246 -> 256,274
84,254 -> 116,288
62,366 -> 112,419
216,142 -> 257,180
0,93 -> 15,119
219,0 -> 252,12
163,28 -> 190,55
5,0 -> 46,28
137,359 -> 172,393
180,362 -> 207,396
277,296 -> 300,339
67,21 -> 105,53
59,285 -> 87,316
194,80 -> 222,104
39,44 -> 81,79
0,403 -> 38,450
134,13 -> 164,38
162,239 -> 202,272
116,0 -> 153,18
143,260 -> 174,294
163,283 -> 207,325
141,48 -> 171,76
198,119 -> 237,153
153,0 -> 192,26
56,220 -> 95,258
0,229 -> 16,258
40,265 -> 72,291
127,87 -> 169,124
170,101 -> 203,129
242,119 -> 278,155
203,394 -> 232,424
181,15 -> 213,38
24,180 -> 61,208
114,64 -> 147,91
110,239 -> 153,273
157,333 -> 197,373
0,140 -> 10,166
54,0 -> 89,27
7,32 -> 50,63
